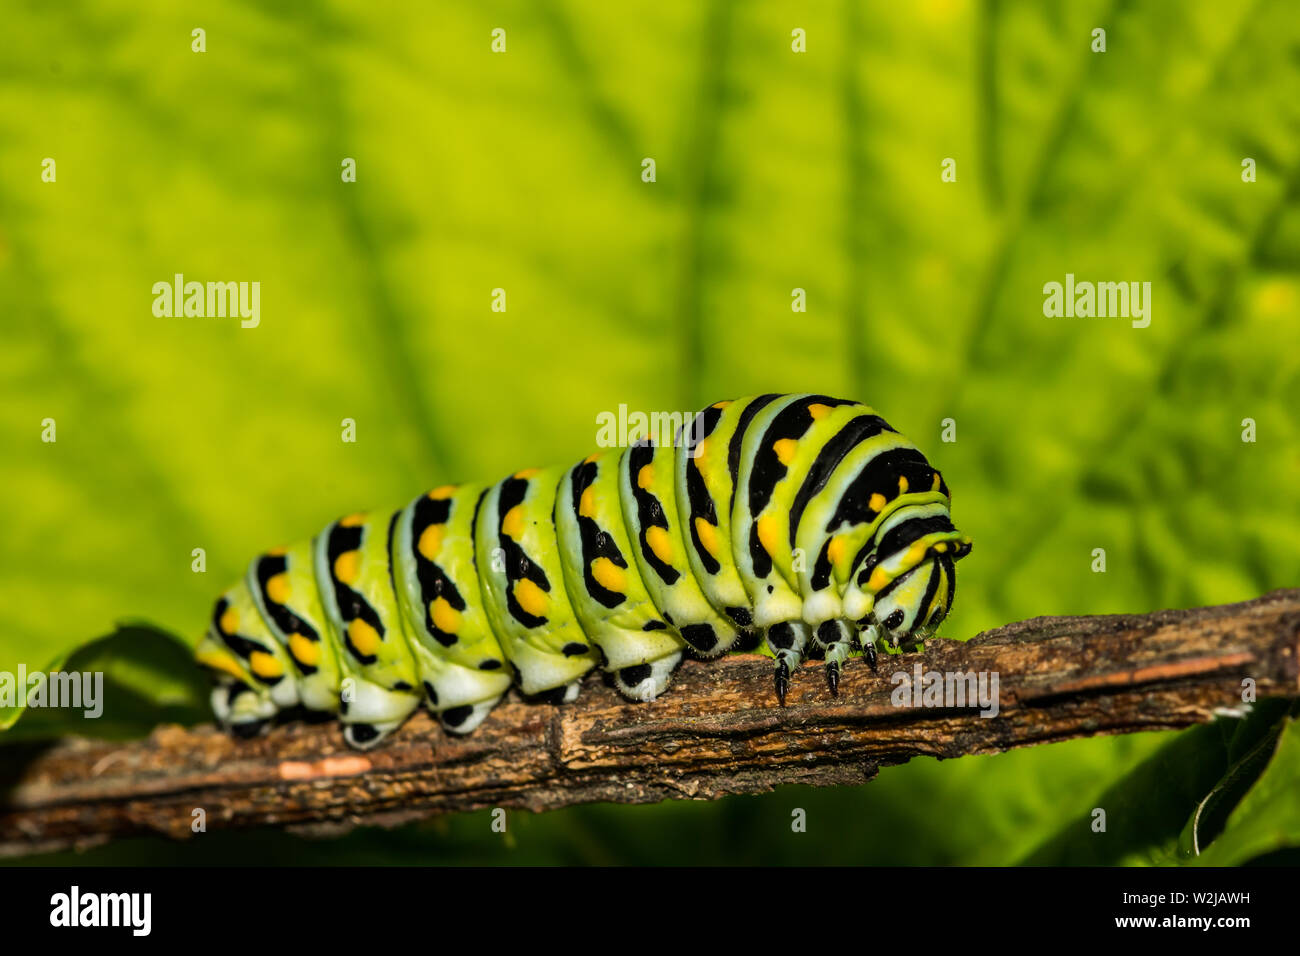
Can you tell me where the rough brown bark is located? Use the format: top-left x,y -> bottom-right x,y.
1,590 -> 1297,857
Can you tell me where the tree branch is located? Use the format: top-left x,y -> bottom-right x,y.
2,590 -> 1297,856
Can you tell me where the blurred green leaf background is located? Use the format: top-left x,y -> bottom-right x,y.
2,0 -> 1298,864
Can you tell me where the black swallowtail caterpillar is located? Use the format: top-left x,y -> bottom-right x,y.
197,394 -> 972,749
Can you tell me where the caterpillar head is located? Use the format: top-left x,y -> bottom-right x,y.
864,525 -> 973,649
868,553 -> 956,649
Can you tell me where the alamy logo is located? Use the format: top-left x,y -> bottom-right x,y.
50,886 -> 151,936
0,666 -> 103,718
890,664 -> 1000,718
152,273 -> 260,328
595,404 -> 706,455
1042,273 -> 1151,328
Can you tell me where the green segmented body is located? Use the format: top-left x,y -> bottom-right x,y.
196,394 -> 972,749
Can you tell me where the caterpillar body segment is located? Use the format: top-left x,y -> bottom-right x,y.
556,451 -> 687,699
734,395 -> 856,627
247,539 -> 341,713
198,394 -> 972,749
674,400 -> 755,636
393,483 -> 513,734
475,466 -> 603,696
620,441 -> 744,660
315,511 -> 422,747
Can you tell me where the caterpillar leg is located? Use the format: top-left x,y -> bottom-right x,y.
438,696 -> 503,735
857,622 -> 881,672
529,679 -> 583,705
612,649 -> 683,702
814,620 -> 855,697
338,675 -> 420,750
765,621 -> 810,706
404,641 -> 513,736
211,680 -> 278,737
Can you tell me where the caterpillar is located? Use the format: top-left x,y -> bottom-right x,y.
196,394 -> 972,749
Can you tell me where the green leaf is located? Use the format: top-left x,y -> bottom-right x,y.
1020,722 -> 1229,865
0,624 -> 208,742
0,650 -> 67,732
1191,716 -> 1300,865
1177,700 -> 1296,858
1020,700 -> 1295,865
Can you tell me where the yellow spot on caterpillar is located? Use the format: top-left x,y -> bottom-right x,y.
934,542 -> 948,553
579,485 -> 597,518
197,648 -> 245,680
898,475 -> 910,494
340,512 -> 366,528
906,541 -> 928,565
757,514 -> 781,558
637,464 -> 655,491
266,572 -> 292,605
219,606 -> 240,635
418,523 -> 445,560
712,400 -> 730,409
514,578 -> 549,617
590,557 -> 627,593
773,438 -> 797,466
693,437 -> 711,461
827,534 -> 847,565
932,472 -> 942,492
427,485 -> 456,500
430,597 -> 461,634
249,650 -> 283,680
808,403 -> 832,420
583,452 -> 601,464
267,546 -> 287,557
348,618 -> 381,657
514,467 -> 541,480
867,567 -> 890,593
289,632 -> 320,667
645,526 -> 673,565
694,517 -> 720,560
334,550 -> 361,585
868,493 -> 887,512
501,505 -> 526,539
